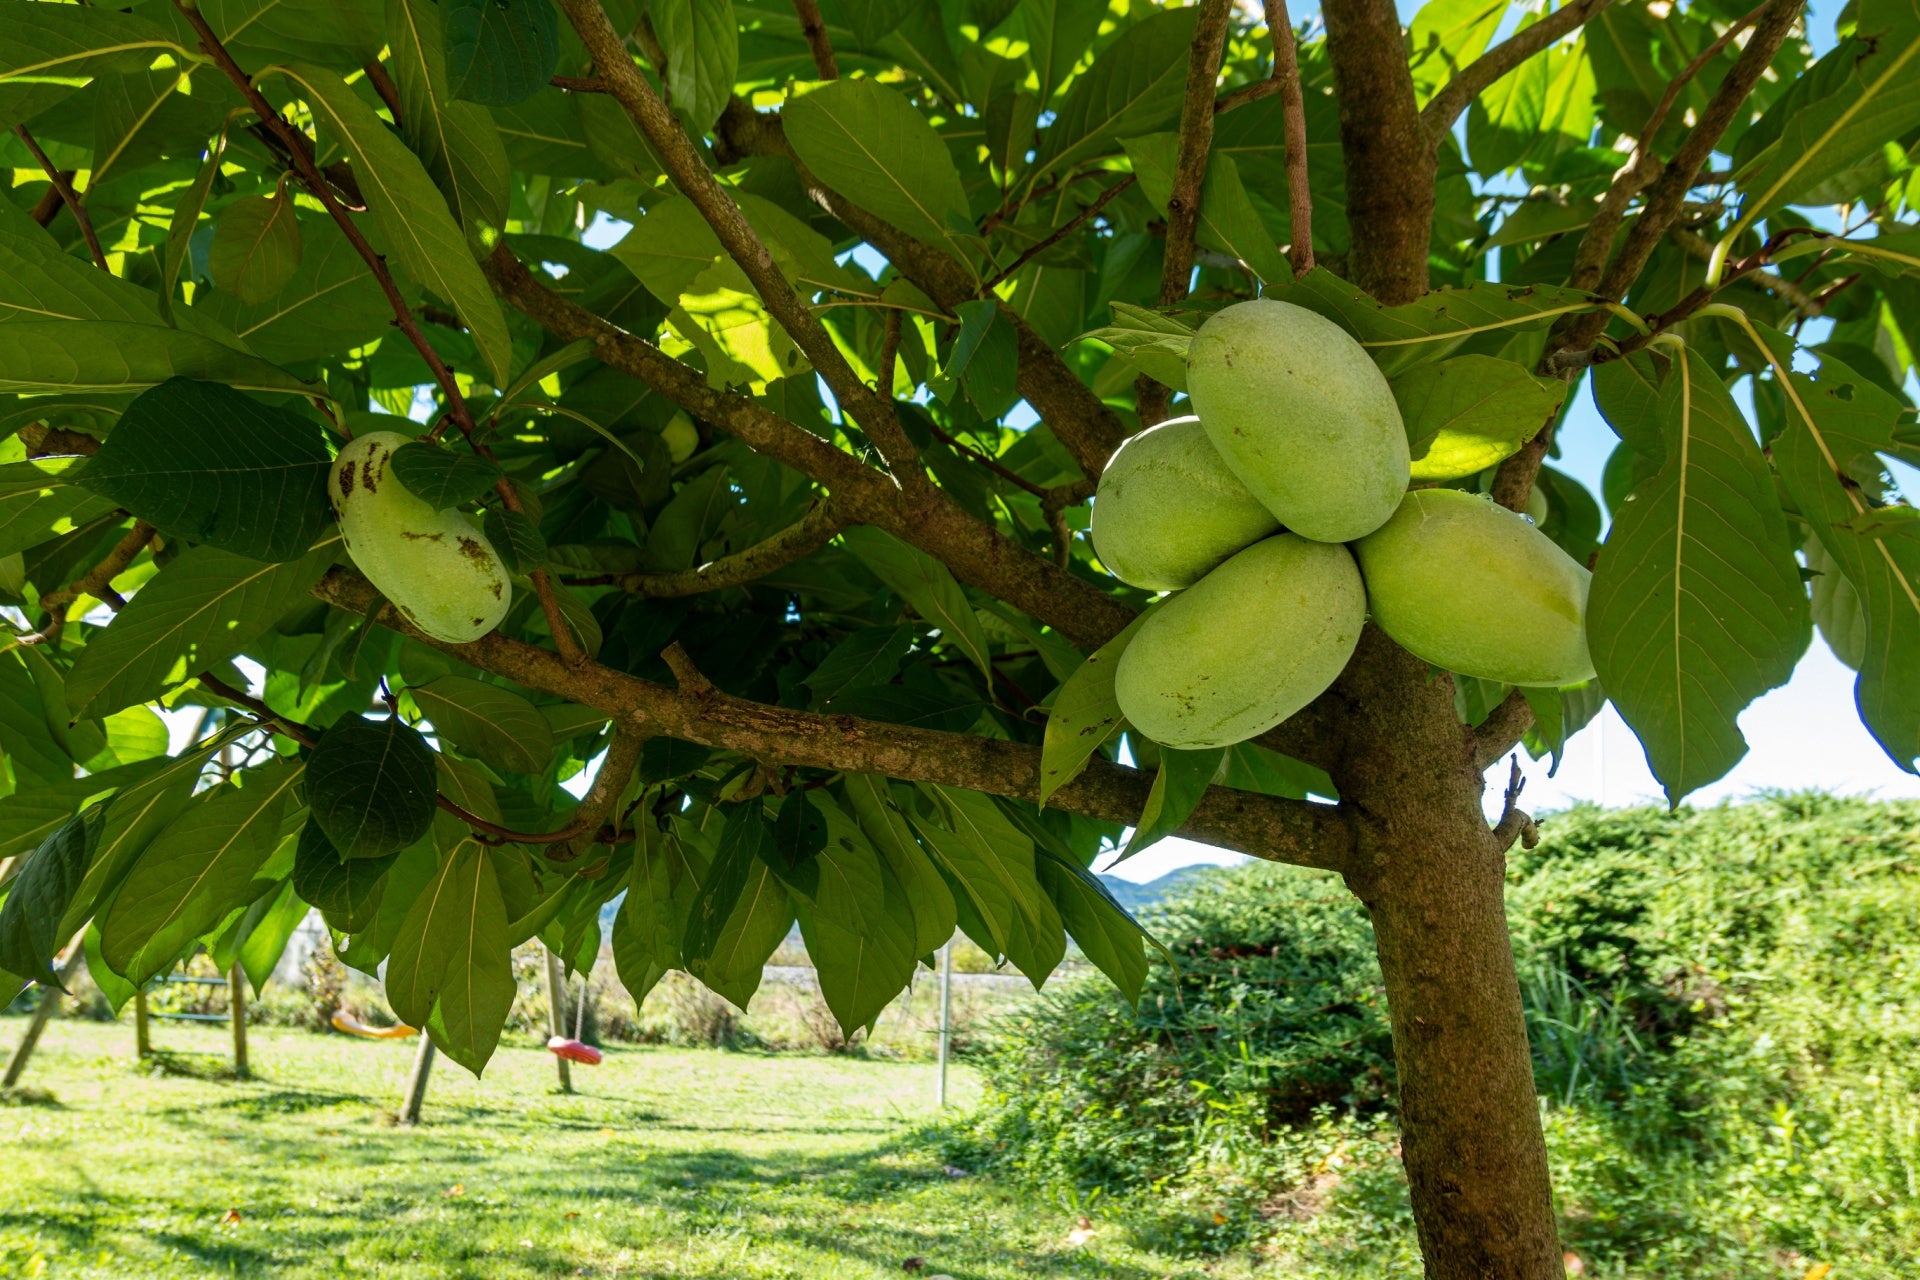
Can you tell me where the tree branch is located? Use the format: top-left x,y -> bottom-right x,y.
1489,757 -> 1538,853
1140,0 -> 1235,427
311,566 -> 1355,873
1473,689 -> 1535,769
984,175 -> 1134,291
572,500 -> 850,597
1323,0 -> 1433,303
1422,0 -> 1616,142
27,521 -> 156,641
14,127 -> 106,270
791,0 -> 839,79
361,58 -> 405,125
1268,0 -> 1316,275
551,723 -> 647,861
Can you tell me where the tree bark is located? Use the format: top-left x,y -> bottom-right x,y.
1328,632 -> 1562,1277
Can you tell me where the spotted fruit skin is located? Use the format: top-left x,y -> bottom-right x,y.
1115,534 -> 1365,749
1354,488 -> 1594,686
329,431 -> 511,644
1091,416 -> 1281,591
1185,299 -> 1409,544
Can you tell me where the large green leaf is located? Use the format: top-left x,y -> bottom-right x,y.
838,527 -> 994,685
1588,346 -> 1809,802
0,757 -> 168,862
209,195 -> 303,306
444,0 -> 560,107
64,537 -> 340,720
1761,336 -> 1920,769
1118,745 -> 1223,860
1407,0 -> 1508,104
0,808 -> 99,985
1075,302 -> 1194,392
388,440 -> 503,507
193,232 -> 393,366
387,0 -> 511,236
0,5 -> 182,125
1033,845 -> 1149,1003
386,834 -> 514,1073
1030,6 -> 1198,183
843,774 -> 955,959
784,77 -> 974,268
78,378 -> 335,562
308,714 -> 439,859
410,674 -> 554,774
654,0 -> 738,132
1000,0 -> 1106,104
98,758 -> 304,983
1394,355 -> 1567,481
235,878 -> 308,993
193,0 -> 386,70
0,321 -> 315,396
0,648 -> 71,789
804,624 -> 915,707
610,822 -> 695,1001
0,457 -> 115,558
791,793 -> 919,1035
274,62 -> 513,385
1038,612 -> 1148,804
291,818 -> 396,933
911,785 -> 1064,984
1124,137 -> 1289,287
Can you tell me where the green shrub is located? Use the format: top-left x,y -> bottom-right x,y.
950,794 -> 1920,1274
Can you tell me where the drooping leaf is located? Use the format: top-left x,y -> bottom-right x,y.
654,0 -> 738,132
291,818 -> 396,933
1030,6 -> 1199,182
273,62 -> 513,384
209,195 -> 303,306
98,758 -> 304,984
308,714 -> 439,859
444,0 -> 561,107
0,809 -> 99,986
839,527 -> 994,685
843,774 -> 955,959
911,785 -> 1064,984
387,0 -> 512,237
790,793 -> 919,1034
1034,845 -> 1150,1003
1588,346 -> 1809,802
78,378 -> 335,562
1118,745 -> 1224,861
1394,355 -> 1566,481
0,457 -> 115,558
610,821 -> 693,1001
1074,301 -> 1195,392
683,802 -> 770,966
689,856 -> 792,1009
64,538 -> 340,720
193,232 -> 394,367
1039,612 -> 1149,804
386,834 -> 514,1073
410,674 -> 554,774
236,878 -> 309,994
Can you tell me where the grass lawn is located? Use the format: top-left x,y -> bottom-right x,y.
0,1019 -> 1255,1280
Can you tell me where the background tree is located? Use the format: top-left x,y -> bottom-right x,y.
0,0 -> 1912,1274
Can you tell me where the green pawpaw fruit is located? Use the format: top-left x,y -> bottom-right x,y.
1354,487 -> 1594,686
1115,534 -> 1365,749
330,431 -> 512,644
1091,415 -> 1280,590
1185,299 -> 1409,543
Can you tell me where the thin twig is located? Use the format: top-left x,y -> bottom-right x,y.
922,417 -> 1050,497
549,74 -> 610,93
983,175 -> 1135,291
28,178 -> 67,228
26,521 -> 157,642
791,0 -> 839,79
1268,0 -> 1314,275
567,500 -> 850,596
14,127 -> 106,269
361,58 -> 405,125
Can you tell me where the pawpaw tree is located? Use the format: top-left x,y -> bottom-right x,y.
0,0 -> 1913,1273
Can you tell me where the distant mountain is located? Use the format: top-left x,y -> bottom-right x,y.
1098,865 -> 1219,914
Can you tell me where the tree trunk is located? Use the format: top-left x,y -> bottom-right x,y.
1325,629 -> 1563,1276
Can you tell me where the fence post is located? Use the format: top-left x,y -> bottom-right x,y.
134,989 -> 151,1057
543,945 -> 573,1094
400,1034 -> 436,1124
228,966 -> 249,1079
937,939 -> 953,1110
3,935 -> 85,1089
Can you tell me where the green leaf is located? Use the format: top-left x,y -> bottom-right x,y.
388,0 -> 512,237
0,649 -> 71,789
482,503 -> 547,572
1118,746 -> 1223,861
683,802 -> 769,966
388,440 -> 504,508
161,126 -> 230,317
1000,0 -> 1106,104
788,793 -> 918,1034
82,924 -> 138,1014
0,5 -> 181,124
1764,336 -> 1920,768
195,0 -> 386,70
843,774 -> 955,959
386,834 -> 514,1073
784,78 -> 975,268
274,62 -> 513,385
654,0 -> 738,133
1394,355 -> 1567,481
1588,347 -> 1810,803
1407,0 -> 1508,104
236,878 -> 308,993
1030,6 -> 1199,183
0,457 -> 115,558
0,809 -> 99,985
0,321 -> 316,396
838,527 -> 994,685
0,757 -> 166,863
65,538 -> 340,720
410,674 -> 554,774
444,0 -> 561,107
911,786 -> 1064,984
1074,301 -> 1193,392
610,822 -> 694,1001
823,681 -> 981,731
690,856 -> 792,1009
98,759 -> 304,984
308,714 -> 439,859
79,378 -> 335,562
819,0 -> 919,52
209,195 -> 303,306
1124,137 -> 1288,287
1807,533 -> 1867,672
336,837 -> 438,975
292,818 -> 396,933
1034,846 -> 1149,1003
194,232 -> 394,367
1039,612 -> 1149,804
805,624 -> 915,706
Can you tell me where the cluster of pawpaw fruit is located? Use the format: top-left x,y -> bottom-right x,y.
330,431 -> 512,645
1093,299 -> 1595,751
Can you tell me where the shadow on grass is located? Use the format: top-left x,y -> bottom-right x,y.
0,1086 -> 65,1108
